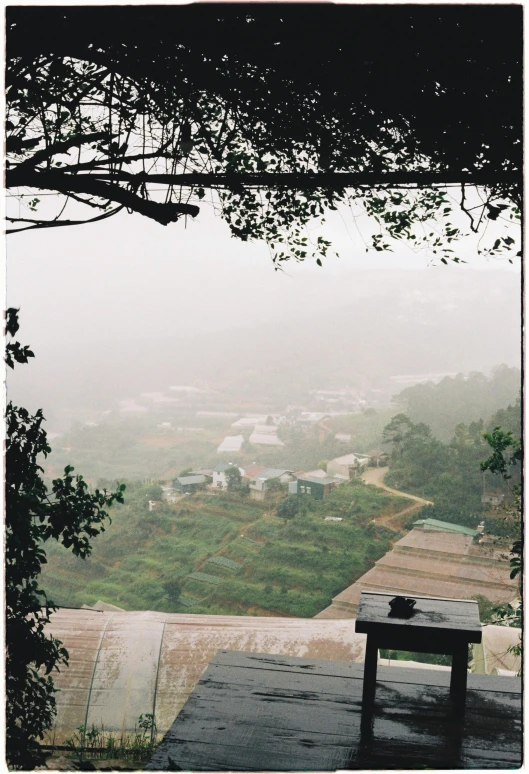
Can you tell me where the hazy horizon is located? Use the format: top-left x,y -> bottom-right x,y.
7,199 -> 521,349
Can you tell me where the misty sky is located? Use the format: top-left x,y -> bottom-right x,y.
6,196 -> 521,350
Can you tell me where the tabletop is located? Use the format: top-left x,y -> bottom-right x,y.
355,592 -> 482,641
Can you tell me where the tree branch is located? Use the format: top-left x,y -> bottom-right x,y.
7,168 -> 200,224
10,169 -> 519,191
53,150 -> 174,175
6,206 -> 125,234
14,132 -> 111,171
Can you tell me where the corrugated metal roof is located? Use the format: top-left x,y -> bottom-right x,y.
176,475 -> 207,485
43,610 -> 367,743
414,518 -> 478,536
254,468 -> 291,480
316,526 -> 516,618
242,465 -> 266,480
298,475 -> 341,486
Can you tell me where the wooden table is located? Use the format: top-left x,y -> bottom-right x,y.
355,592 -> 482,719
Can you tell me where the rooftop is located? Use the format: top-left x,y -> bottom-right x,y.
299,474 -> 342,486
414,517 -> 479,537
332,452 -> 370,465
254,468 -> 292,480
249,431 -> 285,446
217,434 -> 244,452
43,610 -> 367,743
147,650 -> 521,771
317,526 -> 517,617
175,475 -> 207,485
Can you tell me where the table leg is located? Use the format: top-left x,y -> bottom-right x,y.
361,635 -> 378,715
450,643 -> 468,715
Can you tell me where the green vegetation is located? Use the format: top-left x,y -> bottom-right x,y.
382,398 -> 521,532
45,418 -> 221,482
393,366 -> 521,441
326,408 -> 395,452
379,649 -> 454,668
63,714 -> 158,768
43,403 -> 392,487
40,480 -> 402,619
206,556 -> 243,572
5,310 -> 125,770
276,495 -> 300,524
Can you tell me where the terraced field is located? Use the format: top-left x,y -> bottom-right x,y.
41,480 -> 404,618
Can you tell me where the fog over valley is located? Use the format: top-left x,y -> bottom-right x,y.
7,235 -> 521,430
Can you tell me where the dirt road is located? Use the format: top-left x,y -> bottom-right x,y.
361,466 -> 433,532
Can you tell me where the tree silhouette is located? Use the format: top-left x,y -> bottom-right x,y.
6,4 -> 521,264
5,310 -> 125,768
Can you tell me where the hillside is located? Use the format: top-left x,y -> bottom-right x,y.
40,480 -> 403,617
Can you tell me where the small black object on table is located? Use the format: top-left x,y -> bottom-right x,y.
355,591 -> 482,721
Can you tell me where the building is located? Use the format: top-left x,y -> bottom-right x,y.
212,463 -> 246,489
412,518 -> 479,538
231,416 -> 267,428
316,521 -> 518,618
296,474 -> 342,500
249,424 -> 284,446
41,609 -> 368,743
217,435 -> 244,453
335,433 -> 351,443
249,469 -> 295,500
327,452 -> 370,480
365,449 -> 390,467
173,475 -> 208,494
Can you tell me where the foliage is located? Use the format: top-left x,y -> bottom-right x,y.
63,714 -> 158,767
6,5 -> 521,265
5,309 -> 125,770
471,595 -> 498,625
225,465 -> 242,491
490,600 -> 522,670
5,307 -> 34,369
39,482 -> 400,619
325,409 -> 395,453
379,649 -> 453,668
382,413 -> 499,527
490,600 -> 522,630
276,495 -> 299,523
393,367 -> 521,441
162,579 -> 182,604
481,426 -> 522,483
480,426 -> 522,593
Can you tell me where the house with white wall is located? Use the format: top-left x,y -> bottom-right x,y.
212,462 -> 246,489
249,469 -> 296,500
327,452 -> 369,480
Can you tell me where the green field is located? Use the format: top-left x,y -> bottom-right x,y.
40,480 -> 403,617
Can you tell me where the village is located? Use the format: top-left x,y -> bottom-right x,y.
6,4 -> 521,769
